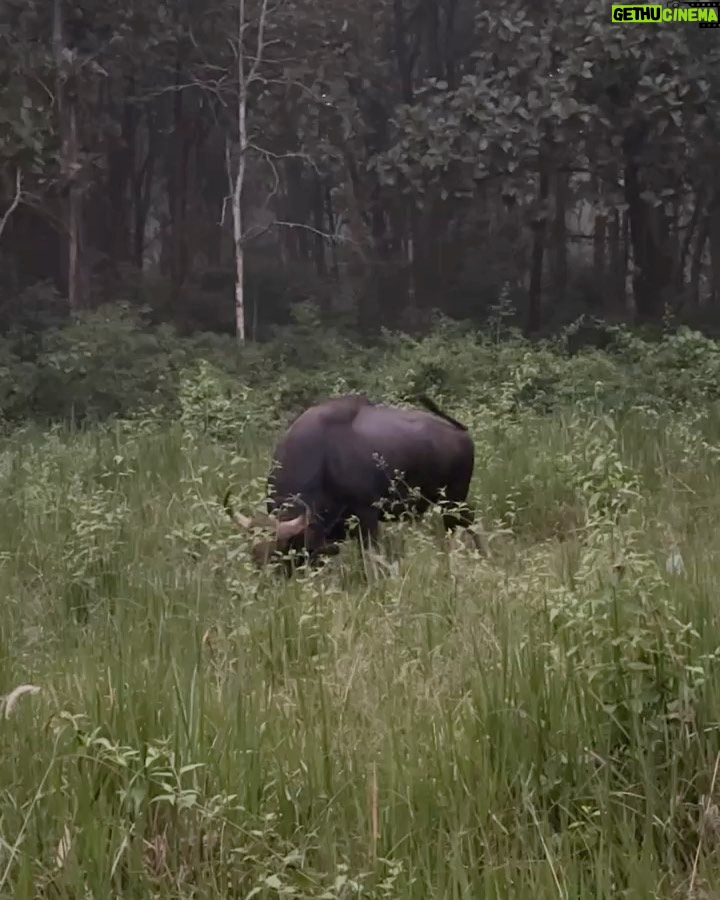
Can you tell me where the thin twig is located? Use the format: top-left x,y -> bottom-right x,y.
247,142 -> 323,175
272,219 -> 344,242
0,169 -> 23,242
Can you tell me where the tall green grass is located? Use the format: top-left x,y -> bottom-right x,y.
2,401 -> 720,898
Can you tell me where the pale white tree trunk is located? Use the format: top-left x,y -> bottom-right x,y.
221,0 -> 340,340
225,0 -> 268,345
227,133 -> 246,345
225,0 -> 248,346
233,0 -> 247,346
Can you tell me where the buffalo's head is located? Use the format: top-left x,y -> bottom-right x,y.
223,488 -> 332,569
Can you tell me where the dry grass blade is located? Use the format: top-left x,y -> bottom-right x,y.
54,825 -> 72,870
2,684 -> 41,719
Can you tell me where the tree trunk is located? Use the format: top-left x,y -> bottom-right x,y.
407,203 -> 418,312
676,195 -> 701,292
710,201 -> 720,306
608,209 -> 624,312
285,158 -> 309,260
393,0 -> 414,103
623,153 -> 675,321
167,57 -> 191,294
340,150 -> 373,326
312,172 -> 326,278
593,212 -> 607,284
550,173 -> 567,301
132,114 -> 157,270
527,163 -> 549,332
444,0 -> 459,88
227,130 -> 246,344
325,187 -> 339,279
425,0 -> 442,78
67,99 -> 82,309
53,0 -> 83,310
105,79 -> 136,269
690,214 -> 709,307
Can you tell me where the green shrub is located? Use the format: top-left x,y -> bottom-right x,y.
5,304 -> 720,434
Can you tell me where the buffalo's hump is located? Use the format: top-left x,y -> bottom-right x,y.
268,395 -> 474,515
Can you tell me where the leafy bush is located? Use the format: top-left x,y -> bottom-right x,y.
5,304 -> 720,434
32,307 -> 185,422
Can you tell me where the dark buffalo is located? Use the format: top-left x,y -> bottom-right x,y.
223,393 -> 481,570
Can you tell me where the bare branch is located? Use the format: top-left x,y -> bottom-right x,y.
239,221 -> 275,243
236,218 -> 348,248
271,220 -> 347,243
29,75 -> 56,105
0,170 -> 23,243
246,76 -> 334,107
247,143 -> 324,176
255,150 -> 282,211
138,78 -> 228,104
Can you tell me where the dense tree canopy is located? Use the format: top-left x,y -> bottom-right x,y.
1,0 -> 719,338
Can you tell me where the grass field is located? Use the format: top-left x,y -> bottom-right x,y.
3,397 -> 720,898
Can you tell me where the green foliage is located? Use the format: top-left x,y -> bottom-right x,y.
31,306 -> 189,422
642,327 -> 720,405
6,307 -> 720,432
376,0 -> 720,208
3,359 -> 720,895
2,0 -> 719,337
178,359 -> 274,445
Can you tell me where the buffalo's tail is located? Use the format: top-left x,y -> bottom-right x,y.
416,394 -> 468,431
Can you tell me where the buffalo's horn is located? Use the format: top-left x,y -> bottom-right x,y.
223,488 -> 309,540
274,511 -> 310,541
223,488 -> 257,531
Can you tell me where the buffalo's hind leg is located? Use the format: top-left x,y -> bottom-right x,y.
442,498 -> 489,556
